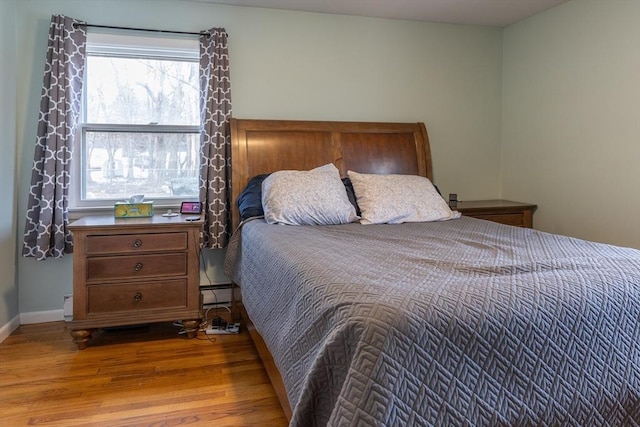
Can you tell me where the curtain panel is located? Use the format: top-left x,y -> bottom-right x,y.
23,19 -> 232,256
199,28 -> 232,249
22,15 -> 86,260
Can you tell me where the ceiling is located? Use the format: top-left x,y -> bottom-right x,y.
186,0 -> 569,27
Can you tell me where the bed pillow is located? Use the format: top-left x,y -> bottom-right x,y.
237,173 -> 270,221
262,163 -> 358,225
341,177 -> 361,216
237,174 -> 360,221
347,171 -> 460,225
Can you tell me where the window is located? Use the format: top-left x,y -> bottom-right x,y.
73,32 -> 200,210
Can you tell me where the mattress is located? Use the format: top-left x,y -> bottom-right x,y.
224,216 -> 640,426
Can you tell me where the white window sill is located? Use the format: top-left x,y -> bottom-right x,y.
68,204 -> 181,221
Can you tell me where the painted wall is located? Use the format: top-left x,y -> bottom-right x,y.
0,0 -> 19,333
502,0 -> 640,248
13,0 -> 503,316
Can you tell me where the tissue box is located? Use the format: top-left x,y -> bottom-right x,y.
114,202 -> 154,218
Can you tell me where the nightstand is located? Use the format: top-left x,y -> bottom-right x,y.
68,215 -> 203,349
454,199 -> 537,228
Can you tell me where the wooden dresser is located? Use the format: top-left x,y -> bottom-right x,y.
68,215 -> 203,349
454,199 -> 537,228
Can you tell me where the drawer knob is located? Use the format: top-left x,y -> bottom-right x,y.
133,292 -> 143,302
134,262 -> 143,271
133,239 -> 143,248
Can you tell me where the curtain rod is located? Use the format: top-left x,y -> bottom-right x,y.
74,22 -> 208,36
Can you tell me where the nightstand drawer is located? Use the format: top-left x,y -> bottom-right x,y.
469,213 -> 525,227
87,279 -> 187,314
86,253 -> 187,281
85,232 -> 188,255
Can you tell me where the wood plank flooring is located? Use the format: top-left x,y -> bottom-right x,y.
0,320 -> 287,426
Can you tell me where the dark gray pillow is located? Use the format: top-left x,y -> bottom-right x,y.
341,177 -> 361,217
237,174 -> 270,221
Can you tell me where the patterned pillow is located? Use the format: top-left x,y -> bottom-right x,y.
347,171 -> 460,225
262,164 -> 358,225
237,174 -> 360,221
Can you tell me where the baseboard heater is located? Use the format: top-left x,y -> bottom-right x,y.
200,283 -> 233,306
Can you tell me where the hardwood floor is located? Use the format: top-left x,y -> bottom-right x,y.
0,320 -> 287,426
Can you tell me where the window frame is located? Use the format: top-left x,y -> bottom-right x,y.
70,31 -> 201,214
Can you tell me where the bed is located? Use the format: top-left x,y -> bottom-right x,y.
224,118 -> 640,426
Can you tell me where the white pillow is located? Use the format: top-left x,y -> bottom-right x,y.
347,171 -> 460,225
262,163 -> 358,225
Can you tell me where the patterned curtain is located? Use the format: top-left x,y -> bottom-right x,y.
22,15 -> 86,260
199,28 -> 232,248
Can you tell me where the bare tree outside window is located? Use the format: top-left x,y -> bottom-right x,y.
81,53 -> 200,202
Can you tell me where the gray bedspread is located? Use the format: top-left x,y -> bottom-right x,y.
224,217 -> 640,426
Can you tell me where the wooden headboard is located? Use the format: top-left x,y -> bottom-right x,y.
229,118 -> 433,228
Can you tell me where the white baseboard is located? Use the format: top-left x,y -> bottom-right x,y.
0,315 -> 20,344
0,311 -> 65,344
20,309 -> 64,325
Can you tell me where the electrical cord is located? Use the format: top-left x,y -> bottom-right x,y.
174,232 -> 237,342
169,219 -> 238,343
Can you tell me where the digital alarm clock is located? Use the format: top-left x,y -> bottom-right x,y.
180,201 -> 202,214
